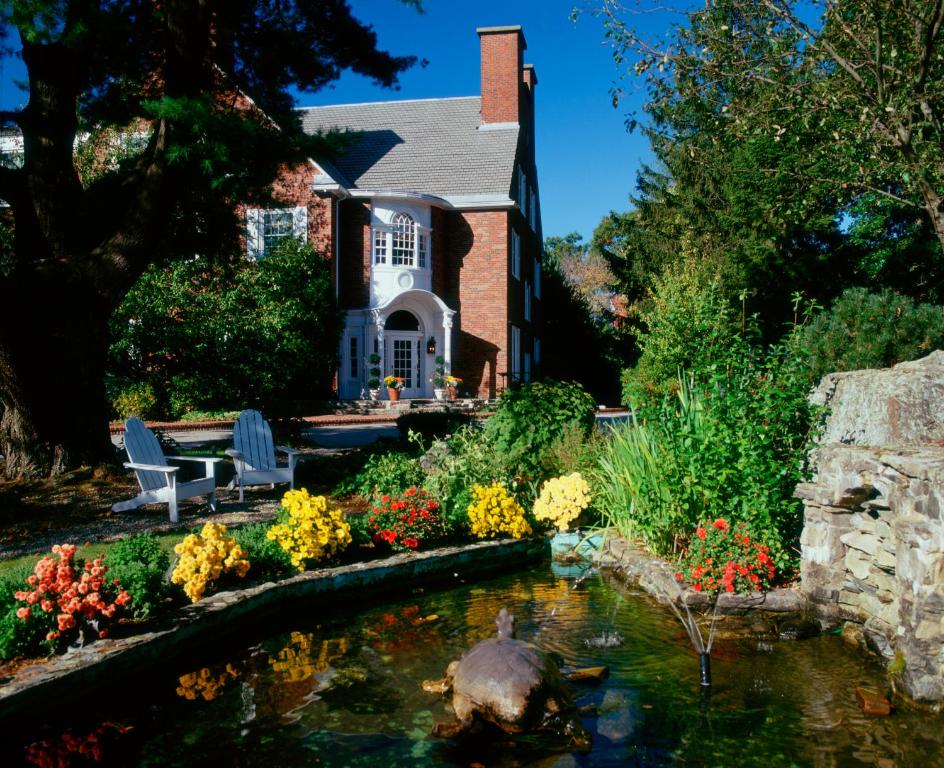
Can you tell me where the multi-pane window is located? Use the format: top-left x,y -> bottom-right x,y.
349,336 -> 358,379
371,211 -> 430,268
246,206 -> 307,260
391,212 -> 416,266
262,211 -> 293,256
373,228 -> 388,264
511,231 -> 521,280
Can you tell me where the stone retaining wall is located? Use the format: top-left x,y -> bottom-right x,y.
0,538 -> 545,723
797,352 -> 944,706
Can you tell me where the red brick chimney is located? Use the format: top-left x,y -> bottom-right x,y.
478,26 -> 526,125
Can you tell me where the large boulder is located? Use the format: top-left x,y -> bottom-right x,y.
811,350 -> 944,448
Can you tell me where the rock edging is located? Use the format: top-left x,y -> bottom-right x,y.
0,537 -> 546,722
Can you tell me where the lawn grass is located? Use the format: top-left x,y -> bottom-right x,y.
0,531 -> 185,583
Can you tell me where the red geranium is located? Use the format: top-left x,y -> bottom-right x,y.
367,487 -> 450,552
675,519 -> 777,595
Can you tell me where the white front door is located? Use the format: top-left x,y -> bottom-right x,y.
385,333 -> 424,398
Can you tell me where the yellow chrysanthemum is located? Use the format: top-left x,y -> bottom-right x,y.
171,523 -> 250,603
467,483 -> 532,539
266,488 -> 352,571
532,472 -> 592,532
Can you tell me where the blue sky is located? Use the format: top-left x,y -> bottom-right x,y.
302,0 -> 655,240
0,1 -> 659,240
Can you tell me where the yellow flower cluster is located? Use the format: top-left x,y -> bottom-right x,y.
171,522 -> 250,603
175,664 -> 240,701
532,472 -> 592,532
266,488 -> 352,571
467,483 -> 533,539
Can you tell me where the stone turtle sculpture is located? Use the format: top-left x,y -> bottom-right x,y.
423,608 -> 590,748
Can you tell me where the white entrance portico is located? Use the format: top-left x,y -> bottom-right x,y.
339,289 -> 455,400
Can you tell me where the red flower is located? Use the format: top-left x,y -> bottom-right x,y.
403,537 -> 418,549
696,527 -> 707,541
712,518 -> 729,531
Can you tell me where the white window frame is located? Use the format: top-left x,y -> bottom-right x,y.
511,230 -> 521,280
371,211 -> 430,269
246,206 -> 307,260
534,257 -> 541,299
524,279 -> 531,322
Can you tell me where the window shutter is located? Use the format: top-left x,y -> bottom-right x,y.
246,209 -> 263,260
292,206 -> 308,240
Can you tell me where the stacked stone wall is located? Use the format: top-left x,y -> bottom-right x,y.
798,351 -> 944,705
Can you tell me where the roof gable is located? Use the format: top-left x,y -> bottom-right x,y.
298,96 -> 518,203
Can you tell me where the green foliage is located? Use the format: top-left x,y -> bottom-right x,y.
231,524 -> 294,581
396,411 -> 473,443
0,604 -> 49,661
105,535 -> 171,618
597,335 -> 814,567
111,381 -> 159,420
367,353 -> 382,389
346,512 -> 373,548
794,288 -> 944,382
109,238 -> 341,418
423,424 -> 518,533
339,450 -> 426,503
483,380 -> 597,479
621,264 -> 741,406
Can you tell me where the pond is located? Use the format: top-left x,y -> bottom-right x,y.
4,565 -> 943,767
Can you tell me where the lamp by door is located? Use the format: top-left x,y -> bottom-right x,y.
426,336 -> 436,355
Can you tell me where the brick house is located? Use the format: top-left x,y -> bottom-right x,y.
243,25 -> 543,400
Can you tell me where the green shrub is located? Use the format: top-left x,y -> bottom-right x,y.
105,534 -> 171,618
231,523 -> 294,581
342,450 -> 426,502
345,512 -> 373,548
111,381 -> 159,420
794,287 -> 944,382
109,237 -> 342,418
596,342 -> 813,568
0,604 -> 49,661
396,411 -> 473,443
621,264 -> 741,407
483,380 -> 596,479
423,424 -> 518,533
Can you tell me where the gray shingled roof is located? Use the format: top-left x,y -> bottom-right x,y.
298,96 -> 518,200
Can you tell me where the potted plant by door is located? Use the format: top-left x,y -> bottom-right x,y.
384,375 -> 405,402
430,356 -> 447,400
367,354 -> 382,400
444,375 -> 462,401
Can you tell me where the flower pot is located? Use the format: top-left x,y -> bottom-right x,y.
387,387 -> 400,402
368,389 -> 379,401
433,388 -> 445,401
550,530 -> 602,560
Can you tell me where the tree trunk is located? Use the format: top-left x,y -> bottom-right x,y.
0,267 -> 116,479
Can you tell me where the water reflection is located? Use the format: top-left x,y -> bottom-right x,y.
11,568 -> 944,767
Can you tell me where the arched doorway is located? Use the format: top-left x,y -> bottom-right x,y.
384,310 -> 423,398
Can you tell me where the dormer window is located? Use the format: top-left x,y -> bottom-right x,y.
372,210 -> 429,268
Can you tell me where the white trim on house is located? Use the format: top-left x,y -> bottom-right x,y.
245,206 -> 307,260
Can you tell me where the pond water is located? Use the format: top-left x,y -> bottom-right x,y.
5,565 -> 944,767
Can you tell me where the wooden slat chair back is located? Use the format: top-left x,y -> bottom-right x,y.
113,418 -> 221,523
226,410 -> 299,502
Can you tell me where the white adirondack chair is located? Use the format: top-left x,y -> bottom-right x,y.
112,418 -> 221,524
226,409 -> 299,502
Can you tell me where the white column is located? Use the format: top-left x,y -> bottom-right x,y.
442,311 -> 454,374
371,309 -> 386,380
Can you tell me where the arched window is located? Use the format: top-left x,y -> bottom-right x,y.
391,212 -> 416,267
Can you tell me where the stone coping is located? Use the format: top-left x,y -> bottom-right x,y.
0,537 -> 546,722
593,536 -> 808,614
